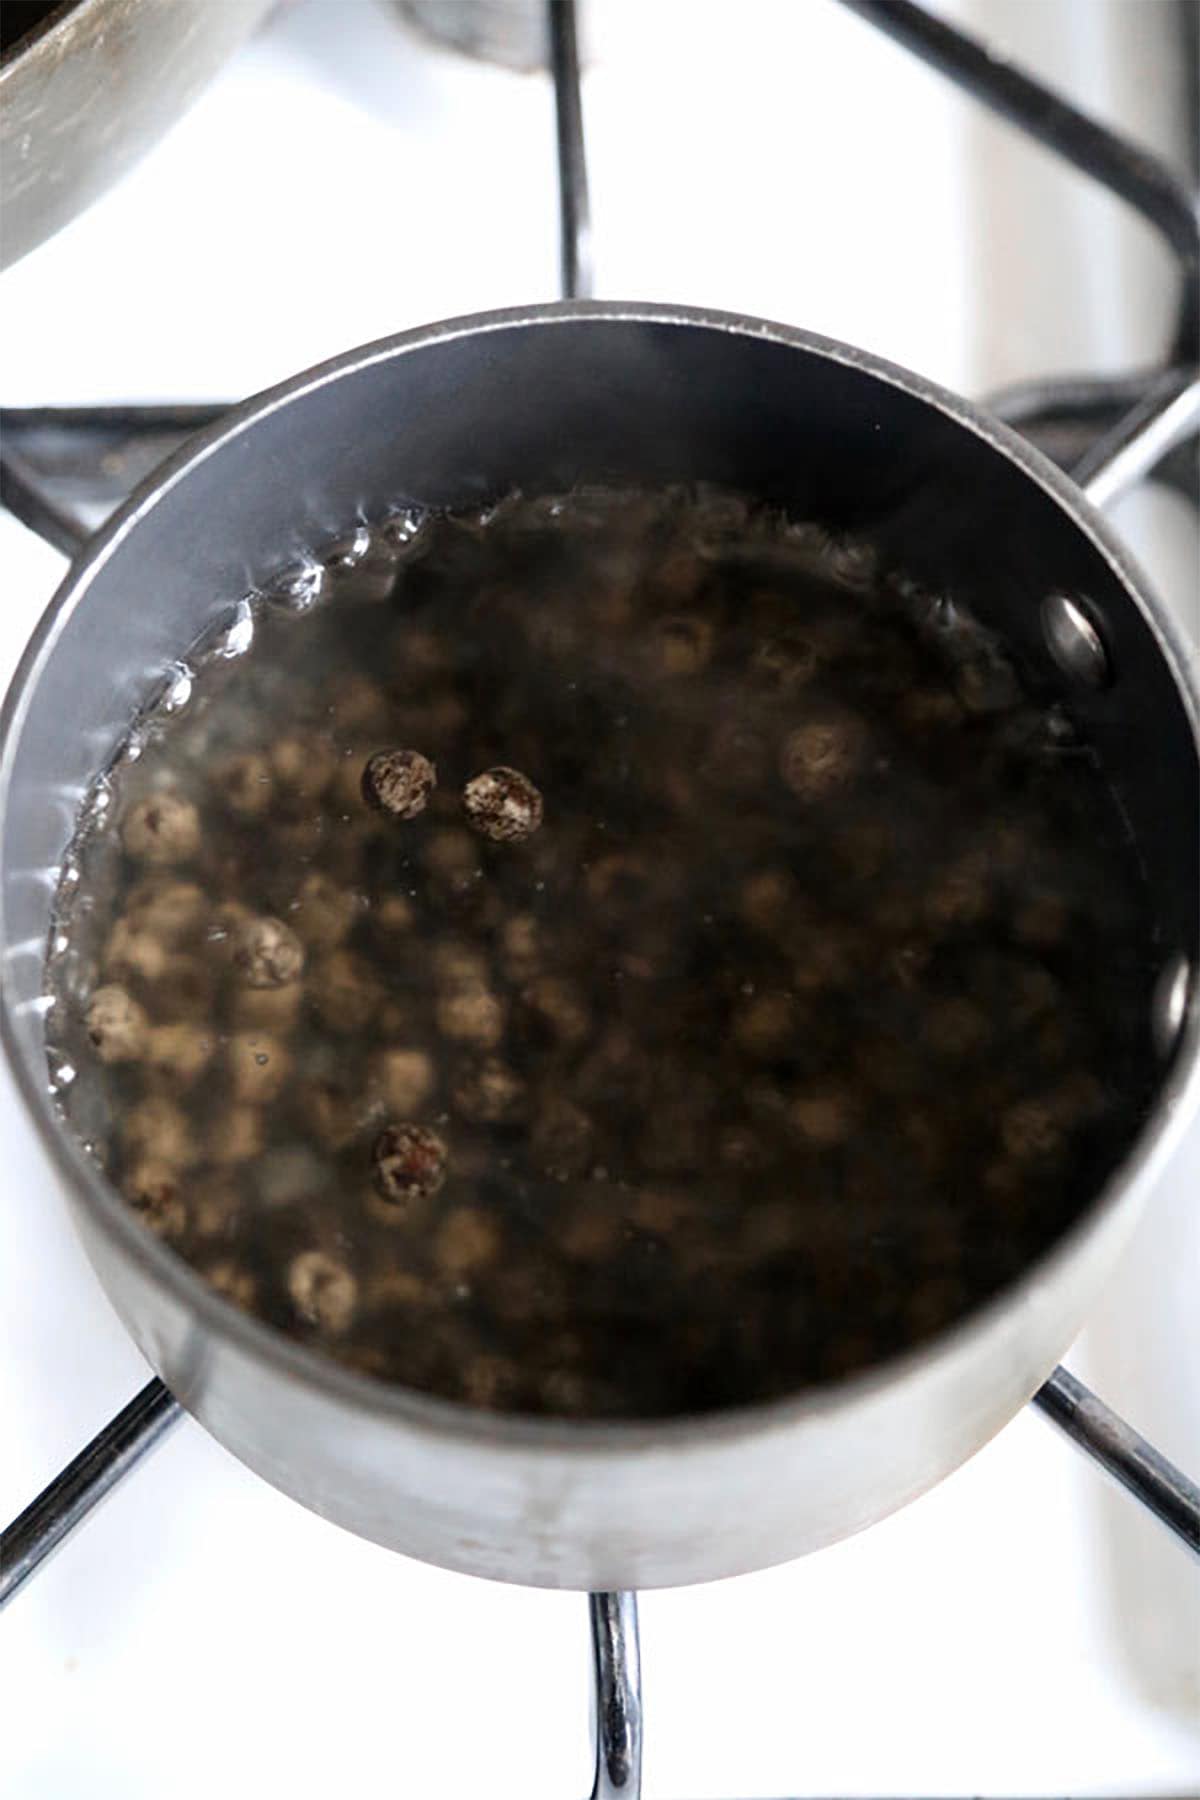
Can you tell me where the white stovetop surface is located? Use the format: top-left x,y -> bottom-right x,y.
1,2 -> 1197,1795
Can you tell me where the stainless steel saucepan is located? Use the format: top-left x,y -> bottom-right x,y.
2,302 -> 1198,1590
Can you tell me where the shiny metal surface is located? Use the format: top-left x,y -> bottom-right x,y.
1040,592 -> 1111,691
2,302 -> 1198,1589
1033,1368 -> 1200,1558
0,1376 -> 180,1608
588,1592 -> 642,1799
548,0 -> 591,301
1075,372 -> 1200,510
989,371 -> 1198,507
0,0 -> 272,270
1153,954 -> 1193,1061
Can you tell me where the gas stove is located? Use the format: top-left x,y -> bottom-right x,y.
1,3 -> 1197,1795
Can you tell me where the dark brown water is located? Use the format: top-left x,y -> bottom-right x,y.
46,485 -> 1160,1416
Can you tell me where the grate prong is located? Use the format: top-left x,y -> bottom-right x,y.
0,1377 -> 183,1609
1034,1366 -> 1200,1558
588,1590 -> 642,1799
548,0 -> 593,300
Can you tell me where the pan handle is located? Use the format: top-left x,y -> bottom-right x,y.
1072,370 -> 1200,511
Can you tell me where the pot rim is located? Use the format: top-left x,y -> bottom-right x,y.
3,298 -> 1198,1455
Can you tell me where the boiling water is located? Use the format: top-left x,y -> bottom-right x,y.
46,486 -> 1159,1416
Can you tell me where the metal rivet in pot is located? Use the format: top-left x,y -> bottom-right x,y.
1152,953 -> 1191,1059
1041,593 -> 1111,689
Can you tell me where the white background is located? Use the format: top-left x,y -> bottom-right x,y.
1,2 -> 1198,1794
